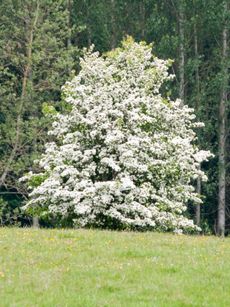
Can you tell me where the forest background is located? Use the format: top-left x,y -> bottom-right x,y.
0,0 -> 229,235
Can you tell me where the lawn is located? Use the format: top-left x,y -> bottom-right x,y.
0,228 -> 229,307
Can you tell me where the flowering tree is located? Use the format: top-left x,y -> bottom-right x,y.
22,37 -> 212,232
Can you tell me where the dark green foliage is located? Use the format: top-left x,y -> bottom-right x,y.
0,0 -> 82,220
0,196 -> 31,226
0,0 -> 229,232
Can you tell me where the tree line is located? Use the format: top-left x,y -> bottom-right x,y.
0,0 -> 229,235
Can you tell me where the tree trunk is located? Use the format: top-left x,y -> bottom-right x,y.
86,6 -> 92,47
32,216 -> 40,228
178,0 -> 185,103
196,170 -> 201,226
194,22 -> 200,110
194,20 -> 201,226
67,0 -> 72,48
217,1 -> 228,237
110,0 -> 116,49
140,1 -> 146,39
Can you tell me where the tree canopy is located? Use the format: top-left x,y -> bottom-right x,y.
22,38 -> 212,232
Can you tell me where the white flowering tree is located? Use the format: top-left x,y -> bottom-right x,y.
22,37 -> 212,232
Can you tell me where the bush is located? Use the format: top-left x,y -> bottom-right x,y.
22,37 -> 212,233
0,197 -> 30,226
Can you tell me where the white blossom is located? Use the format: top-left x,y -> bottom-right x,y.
23,38 -> 212,232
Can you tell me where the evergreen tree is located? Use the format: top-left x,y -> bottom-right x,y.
0,0 -> 81,224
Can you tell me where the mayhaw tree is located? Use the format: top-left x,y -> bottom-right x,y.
22,37 -> 212,232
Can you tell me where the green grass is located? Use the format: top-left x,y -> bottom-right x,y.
0,229 -> 229,307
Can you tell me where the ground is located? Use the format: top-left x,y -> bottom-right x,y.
0,228 -> 229,306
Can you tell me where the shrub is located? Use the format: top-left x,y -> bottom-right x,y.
22,38 -> 212,232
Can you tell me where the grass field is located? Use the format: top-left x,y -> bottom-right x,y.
0,228 -> 229,307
